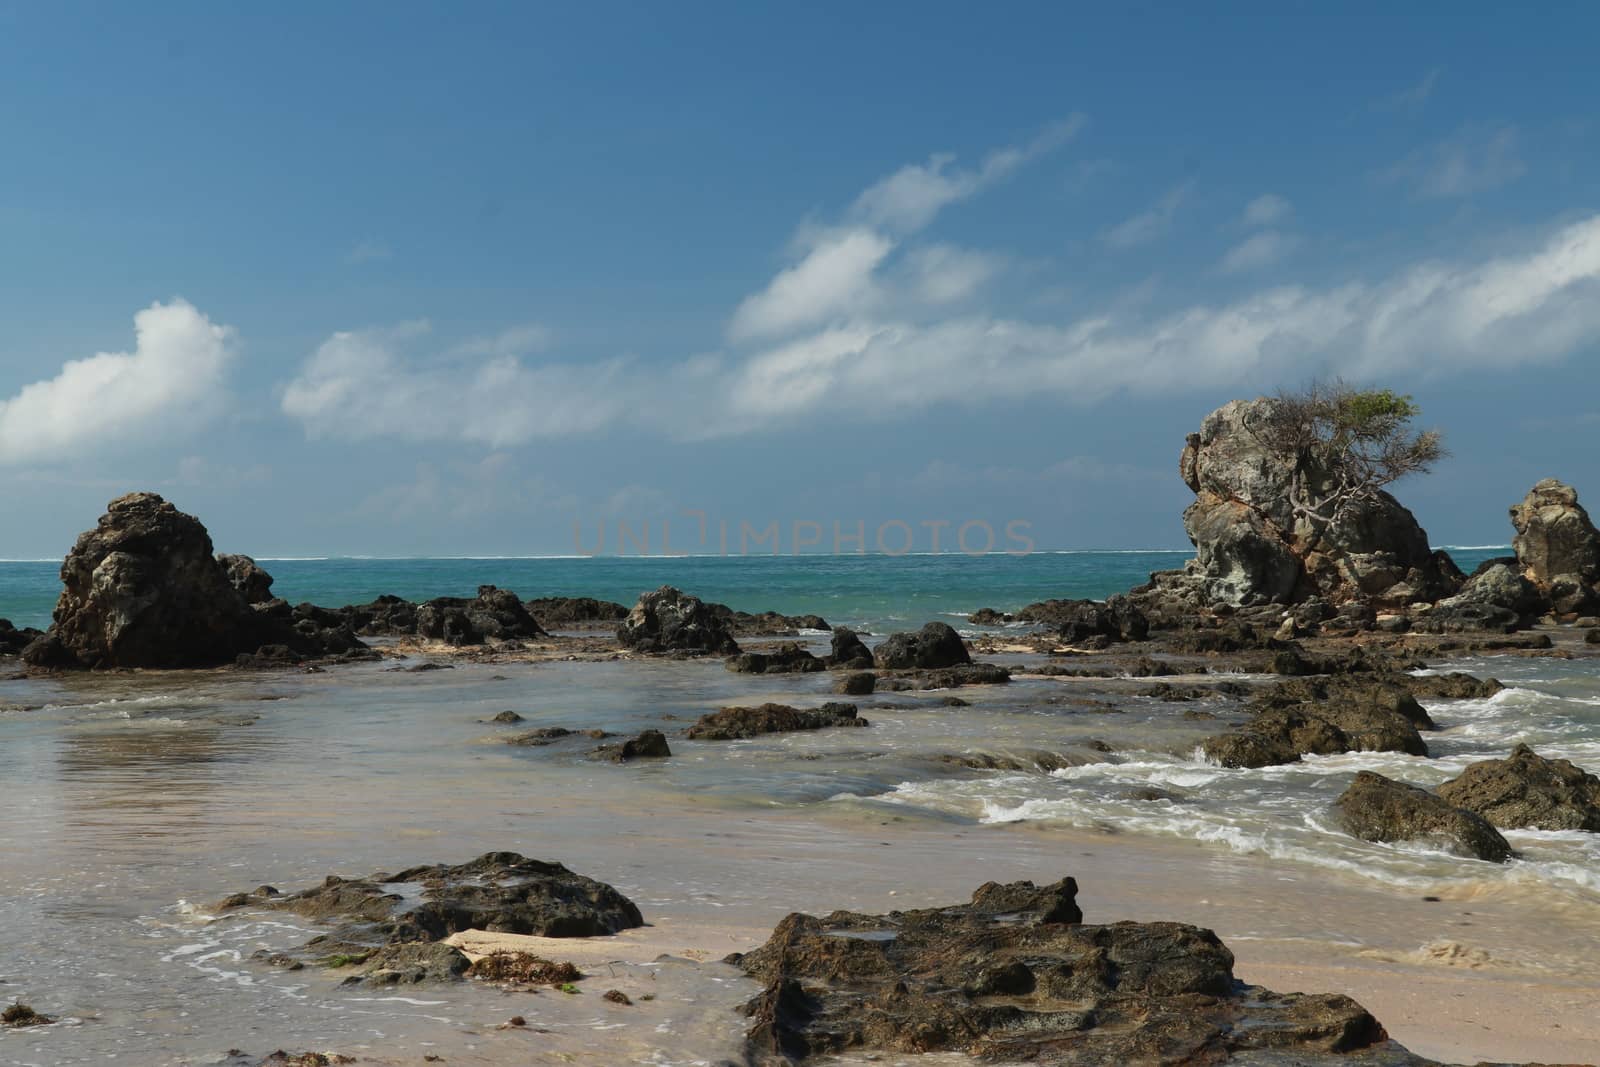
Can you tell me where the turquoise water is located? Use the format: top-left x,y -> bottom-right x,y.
0,548 -> 1510,633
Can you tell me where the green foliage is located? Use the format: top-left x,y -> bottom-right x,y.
558,982 -> 581,994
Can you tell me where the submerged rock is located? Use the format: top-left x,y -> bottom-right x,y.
591,729 -> 672,763
686,702 -> 865,740
1333,772 -> 1511,863
726,642 -> 826,674
873,622 -> 970,669
1436,744 -> 1600,831
344,941 -> 471,986
832,671 -> 876,695
617,586 -> 741,656
217,851 -> 644,968
1202,678 -> 1431,768
875,663 -> 1011,690
730,877 -> 1424,1065
1,1002 -> 55,1027
467,951 -> 582,985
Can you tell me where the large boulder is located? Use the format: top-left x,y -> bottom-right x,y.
616,586 -> 740,655
1016,595 -> 1148,643
21,493 -> 359,669
1510,479 -> 1600,587
873,621 -> 970,669
218,554 -> 276,604
1332,772 -> 1511,863
1202,678 -> 1431,769
1421,562 -> 1544,632
414,585 -> 547,646
730,878 -> 1423,1064
1163,398 -> 1453,608
1436,744 -> 1600,831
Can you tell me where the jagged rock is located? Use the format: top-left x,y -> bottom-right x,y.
21,493 -> 363,669
1546,573 -> 1600,617
339,594 -> 419,636
714,607 -> 832,636
730,878 -> 1426,1065
524,596 -> 629,626
591,729 -> 672,763
826,627 -> 873,669
1421,563 -> 1544,632
1156,399 -> 1456,610
1403,673 -> 1504,700
1511,479 -> 1600,588
1436,744 -> 1600,831
218,554 -> 276,604
1203,679 -> 1431,768
874,622 -> 970,669
685,702 -> 865,740
617,586 -> 740,655
1017,595 -> 1148,643
727,643 -> 826,674
1332,772 -> 1511,863
217,852 -> 644,964
0,618 -> 43,655
967,608 -> 1014,625
415,586 -> 547,646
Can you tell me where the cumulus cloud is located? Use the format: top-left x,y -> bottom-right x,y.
1102,182 -> 1192,249
280,321 -> 627,445
1381,124 -> 1526,198
1242,194 -> 1291,227
0,300 -> 235,467
1219,230 -> 1298,273
899,244 -> 1006,305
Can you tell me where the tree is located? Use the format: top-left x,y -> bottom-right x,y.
1247,381 -> 1446,531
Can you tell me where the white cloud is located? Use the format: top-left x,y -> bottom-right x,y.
281,321 -> 629,445
1378,68 -> 1443,115
706,213 -> 1600,430
1220,230 -> 1298,273
1102,181 -> 1192,249
850,115 -> 1085,233
0,300 -> 235,467
727,229 -> 893,342
449,323 -> 553,358
900,244 -> 1005,305
1382,124 -> 1526,198
1242,194 -> 1291,227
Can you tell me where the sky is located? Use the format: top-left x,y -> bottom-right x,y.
2,1 -> 1599,559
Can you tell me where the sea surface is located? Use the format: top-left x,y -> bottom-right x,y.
0,547 -> 1510,633
10,545 -> 1600,1066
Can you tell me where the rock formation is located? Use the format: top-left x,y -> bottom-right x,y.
686,702 -> 866,740
1436,744 -> 1600,831
414,585 -> 547,645
731,877 -> 1439,1065
1332,772 -> 1511,863
616,586 -> 741,655
1509,478 -> 1600,616
873,621 -> 970,669
21,492 -> 364,669
1140,398 -> 1457,611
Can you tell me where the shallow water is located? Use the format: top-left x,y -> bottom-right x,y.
4,635 -> 1600,1065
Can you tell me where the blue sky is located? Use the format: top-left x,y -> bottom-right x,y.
2,2 -> 1598,558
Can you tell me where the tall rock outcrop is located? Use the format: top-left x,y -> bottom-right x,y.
1509,479 -> 1600,616
1153,398 -> 1456,609
22,493 -> 363,669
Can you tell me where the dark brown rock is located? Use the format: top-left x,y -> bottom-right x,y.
686,702 -> 865,740
730,878 -> 1420,1065
873,622 -> 971,669
1436,744 -> 1600,831
1333,772 -> 1512,863
617,586 -> 740,655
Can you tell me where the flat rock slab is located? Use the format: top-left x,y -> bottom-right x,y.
729,877 -> 1453,1065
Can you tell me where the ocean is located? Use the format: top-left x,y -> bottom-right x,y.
11,543 -> 1599,1066
0,547 -> 1510,633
